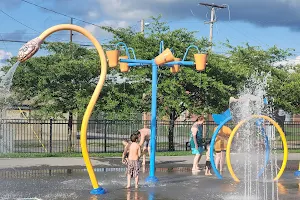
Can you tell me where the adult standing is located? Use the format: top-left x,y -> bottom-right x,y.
135,127 -> 151,166
189,116 -> 205,171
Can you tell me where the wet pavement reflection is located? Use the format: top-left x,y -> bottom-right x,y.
0,167 -> 299,200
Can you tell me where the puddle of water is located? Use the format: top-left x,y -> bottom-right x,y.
0,168 -> 298,200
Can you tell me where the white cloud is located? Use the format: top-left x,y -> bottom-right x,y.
0,50 -> 12,77
278,0 -> 300,6
81,20 -> 130,40
0,50 -> 12,63
274,55 -> 300,67
3,0 -> 300,31
87,11 -> 99,19
95,0 -> 153,20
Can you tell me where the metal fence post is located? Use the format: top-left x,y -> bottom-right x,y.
104,119 -> 107,153
49,118 -> 53,153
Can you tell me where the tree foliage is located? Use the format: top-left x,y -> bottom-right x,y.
268,64 -> 300,114
101,16 -> 293,119
2,15 -> 295,121
10,42 -> 100,118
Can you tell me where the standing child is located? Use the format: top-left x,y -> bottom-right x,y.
122,133 -> 141,189
205,142 -> 212,176
214,126 -> 231,174
122,139 -> 131,165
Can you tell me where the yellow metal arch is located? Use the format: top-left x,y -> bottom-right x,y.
226,115 -> 288,182
39,24 -> 107,189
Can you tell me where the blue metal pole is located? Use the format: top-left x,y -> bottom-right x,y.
182,45 -> 200,61
115,42 -> 130,58
163,61 -> 194,66
159,41 -> 164,54
210,116 -> 232,179
120,59 -> 153,64
257,127 -> 270,178
145,60 -> 159,183
128,63 -> 148,67
148,192 -> 155,200
128,47 -> 137,60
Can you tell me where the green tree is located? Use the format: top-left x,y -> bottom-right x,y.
5,16 -> 293,152
100,16 -> 238,150
268,64 -> 300,114
101,16 -> 293,150
10,42 -> 101,151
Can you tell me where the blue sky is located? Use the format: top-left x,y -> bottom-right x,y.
1,0 -> 300,63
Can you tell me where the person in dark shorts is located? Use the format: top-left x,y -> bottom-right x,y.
135,127 -> 151,166
122,133 -> 141,189
205,141 -> 212,176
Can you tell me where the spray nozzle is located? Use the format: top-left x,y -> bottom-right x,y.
17,37 -> 42,62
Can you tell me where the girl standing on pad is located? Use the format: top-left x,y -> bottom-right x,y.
189,116 -> 205,171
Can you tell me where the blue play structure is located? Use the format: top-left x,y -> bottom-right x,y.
114,41 -> 205,183
295,170 -> 300,177
210,98 -> 270,179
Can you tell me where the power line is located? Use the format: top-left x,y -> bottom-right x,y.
225,23 -> 266,47
0,38 -> 237,55
0,10 -> 39,32
0,39 -> 114,47
21,0 -> 104,29
0,32 -> 71,35
0,9 -> 67,43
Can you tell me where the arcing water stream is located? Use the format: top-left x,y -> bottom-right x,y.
0,61 -> 20,153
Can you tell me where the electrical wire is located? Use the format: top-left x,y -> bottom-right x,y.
224,4 -> 231,21
21,0 -> 104,29
0,39 -> 115,47
226,23 -> 267,47
0,10 -> 39,32
0,10 -> 69,43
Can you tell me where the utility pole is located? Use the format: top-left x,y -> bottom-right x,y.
199,2 -> 227,50
140,19 -> 145,34
70,17 -> 73,42
68,17 -> 74,151
141,19 -> 146,127
69,17 -> 73,56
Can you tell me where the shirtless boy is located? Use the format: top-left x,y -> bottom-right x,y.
122,133 -> 141,189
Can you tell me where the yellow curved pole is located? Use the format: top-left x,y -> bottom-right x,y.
226,115 -> 288,182
38,24 -> 107,189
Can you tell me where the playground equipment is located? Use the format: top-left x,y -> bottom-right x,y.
17,24 -> 108,195
210,105 -> 288,182
17,24 -> 207,194
226,115 -> 288,182
295,162 -> 300,177
106,40 -> 207,183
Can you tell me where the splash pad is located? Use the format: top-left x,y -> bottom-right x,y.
210,108 -> 288,182
106,40 -> 207,184
16,24 -> 207,195
209,90 -> 291,200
